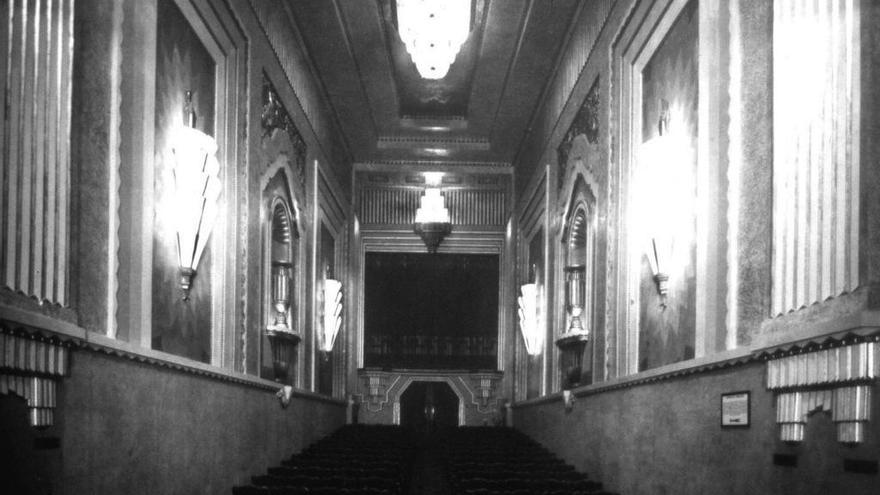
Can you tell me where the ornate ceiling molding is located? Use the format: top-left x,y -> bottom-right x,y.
377,135 -> 490,150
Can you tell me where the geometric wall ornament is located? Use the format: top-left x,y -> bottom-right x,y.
261,73 -> 307,191
357,369 -> 503,424
557,79 -> 599,190
766,340 -> 878,443
0,326 -> 72,427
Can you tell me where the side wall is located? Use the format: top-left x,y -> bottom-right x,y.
510,0 -> 880,494
0,0 -> 352,493
515,362 -> 880,495
58,351 -> 344,495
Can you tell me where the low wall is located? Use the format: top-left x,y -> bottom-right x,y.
2,347 -> 345,495
513,360 -> 879,495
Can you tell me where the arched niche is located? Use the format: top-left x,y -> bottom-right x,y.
261,166 -> 301,383
558,170 -> 598,389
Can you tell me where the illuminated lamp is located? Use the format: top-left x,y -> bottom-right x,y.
414,172 -> 452,253
320,267 -> 343,356
396,0 -> 471,79
517,268 -> 542,356
634,98 -> 695,306
171,90 -> 221,300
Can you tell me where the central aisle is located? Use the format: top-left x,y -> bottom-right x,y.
409,434 -> 453,495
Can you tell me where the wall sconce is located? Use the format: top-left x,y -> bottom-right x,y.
563,389 -> 576,412
646,238 -> 669,299
658,98 -> 670,137
634,97 -> 695,305
517,279 -> 542,356
171,90 -> 221,300
319,267 -> 343,356
276,385 -> 293,408
414,172 -> 452,253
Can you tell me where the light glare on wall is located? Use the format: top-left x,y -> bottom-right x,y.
632,101 -> 695,301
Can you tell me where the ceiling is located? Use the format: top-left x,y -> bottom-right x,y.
286,0 -> 581,165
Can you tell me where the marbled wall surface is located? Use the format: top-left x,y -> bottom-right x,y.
514,362 -> 880,495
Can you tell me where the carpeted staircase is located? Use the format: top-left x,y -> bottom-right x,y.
233,425 -> 618,495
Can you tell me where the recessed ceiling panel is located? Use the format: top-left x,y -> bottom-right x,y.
379,0 -> 487,117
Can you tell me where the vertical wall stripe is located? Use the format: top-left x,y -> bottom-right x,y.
105,0 -> 123,338
1,0 -> 72,305
772,0 -> 860,317
725,0 -> 741,349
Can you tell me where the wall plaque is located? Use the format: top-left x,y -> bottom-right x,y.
721,391 -> 750,427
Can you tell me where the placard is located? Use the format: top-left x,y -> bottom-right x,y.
721,391 -> 750,427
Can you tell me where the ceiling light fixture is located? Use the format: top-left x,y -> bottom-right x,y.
396,0 -> 471,79
414,172 -> 452,253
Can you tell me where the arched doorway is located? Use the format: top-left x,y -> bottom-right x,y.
399,381 -> 460,433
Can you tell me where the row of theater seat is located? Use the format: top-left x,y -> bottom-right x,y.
233,425 -> 416,495
442,427 -> 618,495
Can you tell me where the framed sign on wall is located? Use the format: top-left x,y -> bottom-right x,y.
721,391 -> 750,428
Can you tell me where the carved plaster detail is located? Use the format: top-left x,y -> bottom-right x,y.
262,73 -> 306,192
557,80 -> 600,190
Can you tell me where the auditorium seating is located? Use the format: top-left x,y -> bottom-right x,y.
232,425 -> 416,495
233,425 -> 617,495
442,427 -> 618,495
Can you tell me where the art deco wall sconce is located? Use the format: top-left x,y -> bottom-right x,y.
170,90 -> 221,300
517,266 -> 542,356
319,267 -> 343,356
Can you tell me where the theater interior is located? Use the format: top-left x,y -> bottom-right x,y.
1,0 -> 879,494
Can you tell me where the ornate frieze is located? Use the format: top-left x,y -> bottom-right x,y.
557,81 -> 599,189
262,74 -> 307,191
356,369 -> 503,424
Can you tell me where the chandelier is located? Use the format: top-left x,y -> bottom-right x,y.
396,0 -> 471,79
413,173 -> 452,253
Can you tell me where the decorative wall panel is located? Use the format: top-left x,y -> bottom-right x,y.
518,0 -> 613,182
0,326 -> 71,427
357,369 -> 503,426
767,340 -> 877,443
1,0 -> 74,305
359,187 -> 507,227
771,0 -> 860,316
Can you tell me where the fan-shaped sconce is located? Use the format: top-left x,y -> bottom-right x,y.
171,90 -> 221,300
320,267 -> 343,356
